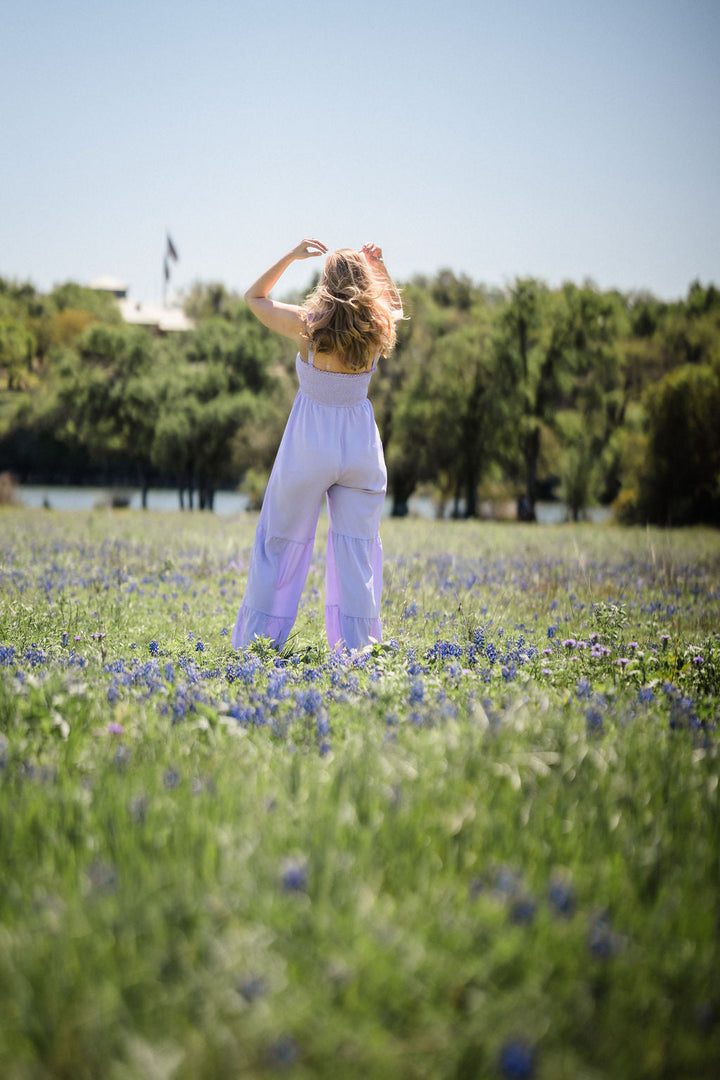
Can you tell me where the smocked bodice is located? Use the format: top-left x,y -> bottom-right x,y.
295,351 -> 377,407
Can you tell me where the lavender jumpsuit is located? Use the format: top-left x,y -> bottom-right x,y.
232,347 -> 386,652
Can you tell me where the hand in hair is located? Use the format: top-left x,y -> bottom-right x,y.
361,243 -> 403,319
361,243 -> 384,264
290,238 -> 328,260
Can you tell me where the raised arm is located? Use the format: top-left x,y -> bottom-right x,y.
361,243 -> 403,320
244,238 -> 328,342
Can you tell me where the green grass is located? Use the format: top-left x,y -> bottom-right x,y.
1,509 -> 719,1079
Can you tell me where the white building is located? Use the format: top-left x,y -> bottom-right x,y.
90,277 -> 194,334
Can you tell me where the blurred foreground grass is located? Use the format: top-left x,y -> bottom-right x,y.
1,510 -> 719,1079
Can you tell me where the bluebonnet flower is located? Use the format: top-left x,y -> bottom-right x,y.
425,640 -> 463,663
547,626 -> 557,639
494,867 -> 520,897
237,975 -> 267,1002
586,707 -> 604,734
409,679 -> 424,705
195,640 -> 205,653
510,897 -> 536,924
266,1035 -> 299,1069
638,687 -> 655,703
588,912 -> 622,959
576,677 -> 592,699
280,857 -> 308,893
296,688 -> 323,715
148,640 -> 159,656
163,768 -> 181,789
499,1040 -> 535,1079
548,878 -> 576,918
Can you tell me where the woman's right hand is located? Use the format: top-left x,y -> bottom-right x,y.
290,238 -> 328,260
361,242 -> 384,264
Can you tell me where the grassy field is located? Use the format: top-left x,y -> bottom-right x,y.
1,509 -> 719,1079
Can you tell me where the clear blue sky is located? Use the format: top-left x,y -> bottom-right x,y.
2,0 -> 718,304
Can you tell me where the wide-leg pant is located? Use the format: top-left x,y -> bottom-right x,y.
231,390 -> 386,652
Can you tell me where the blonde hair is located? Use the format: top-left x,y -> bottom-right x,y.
303,249 -> 398,371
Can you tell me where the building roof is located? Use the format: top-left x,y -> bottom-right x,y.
90,275 -> 129,295
118,298 -> 195,333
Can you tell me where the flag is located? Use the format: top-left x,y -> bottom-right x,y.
166,235 -> 179,262
164,258 -> 170,282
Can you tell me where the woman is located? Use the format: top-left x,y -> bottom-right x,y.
232,238 -> 403,652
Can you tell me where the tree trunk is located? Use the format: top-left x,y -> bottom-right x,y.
464,460 -> 478,518
391,470 -> 415,516
137,465 -> 149,510
522,428 -> 540,521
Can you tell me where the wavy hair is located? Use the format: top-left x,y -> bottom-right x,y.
302,249 -> 398,371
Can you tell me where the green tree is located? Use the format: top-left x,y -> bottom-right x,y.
51,324 -> 161,504
0,318 -> 36,390
494,280 -> 571,519
387,303 -> 502,517
557,284 -> 628,517
635,362 -> 720,524
49,282 -> 121,324
373,274 -> 492,515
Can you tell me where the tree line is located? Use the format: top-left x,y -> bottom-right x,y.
1,272 -> 719,524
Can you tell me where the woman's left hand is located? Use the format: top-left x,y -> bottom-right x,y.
290,238 -> 328,260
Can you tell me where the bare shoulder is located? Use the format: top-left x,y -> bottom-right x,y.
245,297 -> 306,345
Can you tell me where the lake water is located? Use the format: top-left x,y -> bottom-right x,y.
16,485 -> 613,524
